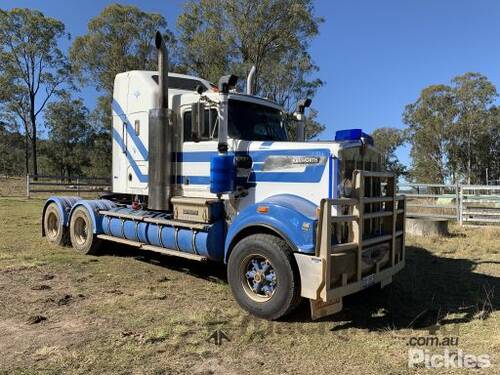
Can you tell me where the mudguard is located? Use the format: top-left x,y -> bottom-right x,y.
67,199 -> 117,234
224,194 -> 318,263
41,196 -> 81,236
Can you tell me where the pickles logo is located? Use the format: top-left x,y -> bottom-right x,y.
408,349 -> 491,368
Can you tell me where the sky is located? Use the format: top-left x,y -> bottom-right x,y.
5,0 -> 500,166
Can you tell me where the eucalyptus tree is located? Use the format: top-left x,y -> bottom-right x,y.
0,8 -> 70,175
177,0 -> 325,139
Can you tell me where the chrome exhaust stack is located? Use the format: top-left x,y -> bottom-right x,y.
148,31 -> 172,211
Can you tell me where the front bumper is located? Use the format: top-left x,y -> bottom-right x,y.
294,170 -> 407,319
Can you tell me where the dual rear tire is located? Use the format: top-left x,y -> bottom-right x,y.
43,204 -> 100,255
44,206 -> 301,320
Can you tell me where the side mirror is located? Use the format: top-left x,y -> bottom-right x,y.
191,100 -> 205,142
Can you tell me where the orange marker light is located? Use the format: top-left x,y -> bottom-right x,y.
316,207 -> 321,218
257,206 -> 269,214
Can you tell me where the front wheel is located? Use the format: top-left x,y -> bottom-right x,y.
69,206 -> 101,255
227,234 -> 301,320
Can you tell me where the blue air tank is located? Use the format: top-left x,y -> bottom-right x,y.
101,207 -> 225,261
210,154 -> 235,194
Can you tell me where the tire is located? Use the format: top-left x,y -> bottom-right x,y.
69,206 -> 101,255
227,234 -> 301,320
43,203 -> 70,246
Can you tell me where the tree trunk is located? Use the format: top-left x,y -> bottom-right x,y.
467,127 -> 472,185
24,131 -> 30,175
29,93 -> 38,178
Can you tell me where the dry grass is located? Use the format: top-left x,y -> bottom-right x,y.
0,177 -> 25,197
0,197 -> 498,374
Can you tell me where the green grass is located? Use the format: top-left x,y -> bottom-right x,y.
0,197 -> 498,374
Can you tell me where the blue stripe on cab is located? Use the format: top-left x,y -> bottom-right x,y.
112,100 -> 149,160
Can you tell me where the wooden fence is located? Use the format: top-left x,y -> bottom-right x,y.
26,175 -> 111,198
23,175 -> 500,225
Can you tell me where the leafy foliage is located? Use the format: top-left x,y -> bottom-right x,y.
70,4 -> 173,96
177,0 -> 325,139
403,84 -> 456,183
403,73 -> 499,184
0,122 -> 25,176
448,73 -> 498,184
68,4 -> 175,175
371,127 -> 407,179
43,93 -> 92,177
0,8 -> 70,175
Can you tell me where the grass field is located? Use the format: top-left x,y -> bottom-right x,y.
0,197 -> 498,374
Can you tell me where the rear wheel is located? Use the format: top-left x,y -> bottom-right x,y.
43,203 -> 69,246
69,206 -> 101,255
227,234 -> 301,320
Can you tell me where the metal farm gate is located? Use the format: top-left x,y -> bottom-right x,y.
399,183 -> 500,226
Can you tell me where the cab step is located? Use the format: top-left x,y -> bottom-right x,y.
96,234 -> 208,261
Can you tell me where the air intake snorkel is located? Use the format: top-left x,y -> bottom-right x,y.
216,74 -> 238,154
294,98 -> 312,142
210,75 -> 238,195
246,65 -> 256,95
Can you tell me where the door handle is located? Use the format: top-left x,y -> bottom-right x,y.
122,122 -> 127,155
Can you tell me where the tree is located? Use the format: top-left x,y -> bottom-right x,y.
403,85 -> 456,183
371,127 -> 406,178
70,4 -> 173,96
0,121 -> 25,176
403,73 -> 499,184
449,73 -> 497,184
43,93 -> 92,178
69,4 -> 175,175
484,106 -> 500,183
0,8 -> 70,175
177,0 -> 325,139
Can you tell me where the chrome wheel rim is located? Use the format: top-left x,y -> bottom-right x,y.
240,254 -> 277,302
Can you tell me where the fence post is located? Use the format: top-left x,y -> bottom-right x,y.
26,174 -> 30,199
76,176 -> 80,196
455,182 -> 460,222
459,184 -> 463,226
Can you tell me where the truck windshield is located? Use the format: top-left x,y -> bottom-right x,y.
228,99 -> 287,141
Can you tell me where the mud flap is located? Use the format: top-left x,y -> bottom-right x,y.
310,297 -> 343,320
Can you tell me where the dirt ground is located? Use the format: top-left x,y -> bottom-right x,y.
0,197 -> 498,374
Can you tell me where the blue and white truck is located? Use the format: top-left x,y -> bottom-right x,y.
42,33 -> 406,320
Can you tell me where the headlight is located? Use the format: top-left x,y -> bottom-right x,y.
339,178 -> 352,198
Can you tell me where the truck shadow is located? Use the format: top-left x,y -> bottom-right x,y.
98,242 -> 498,331
97,242 -> 227,284
288,245 -> 499,331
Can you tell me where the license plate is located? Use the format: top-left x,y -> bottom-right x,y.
362,274 -> 375,289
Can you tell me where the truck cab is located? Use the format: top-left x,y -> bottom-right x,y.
42,32 -> 406,320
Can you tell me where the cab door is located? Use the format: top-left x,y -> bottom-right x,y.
179,106 -> 218,197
